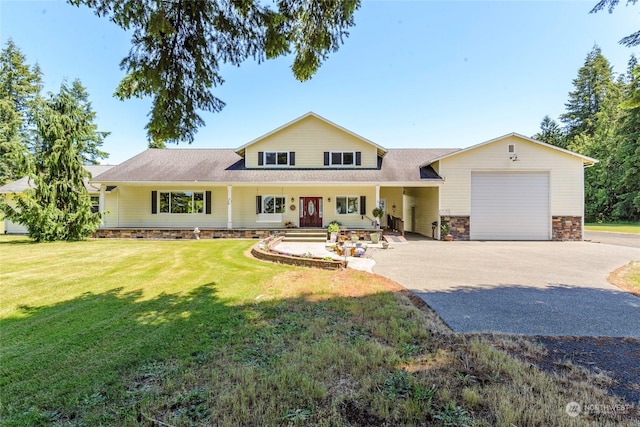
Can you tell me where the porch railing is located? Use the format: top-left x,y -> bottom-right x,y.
387,215 -> 405,236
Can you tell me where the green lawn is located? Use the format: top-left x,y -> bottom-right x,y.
585,221 -> 640,234
0,236 -> 634,426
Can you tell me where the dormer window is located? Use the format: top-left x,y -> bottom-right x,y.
324,151 -> 362,167
258,151 -> 295,166
332,151 -> 354,166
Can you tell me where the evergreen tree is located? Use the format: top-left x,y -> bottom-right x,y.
573,77 -> 625,221
591,0 -> 640,47
560,45 -> 615,142
533,115 -> 566,148
611,57 -> 640,219
620,55 -> 640,109
69,0 -> 360,146
0,40 -> 42,184
1,80 -> 108,241
538,47 -> 639,221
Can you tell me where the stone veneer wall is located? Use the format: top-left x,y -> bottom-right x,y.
92,228 -> 280,240
441,216 -> 470,241
552,216 -> 582,241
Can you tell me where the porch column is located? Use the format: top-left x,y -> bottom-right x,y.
375,185 -> 380,208
227,186 -> 233,230
99,186 -> 106,227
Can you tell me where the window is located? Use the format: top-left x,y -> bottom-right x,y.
324,151 -> 361,166
258,196 -> 286,214
265,151 -> 289,166
90,196 -> 100,214
335,196 -> 359,215
331,151 -> 354,166
159,191 -> 204,214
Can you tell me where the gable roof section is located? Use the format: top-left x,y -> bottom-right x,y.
92,148 -> 456,184
421,133 -> 598,167
235,112 -> 389,158
0,165 -> 116,193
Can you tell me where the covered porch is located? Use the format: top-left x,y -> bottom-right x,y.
94,182 -> 444,239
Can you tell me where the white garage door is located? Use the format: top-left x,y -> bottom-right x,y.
471,171 -> 550,240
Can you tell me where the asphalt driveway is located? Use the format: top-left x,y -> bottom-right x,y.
371,239 -> 640,337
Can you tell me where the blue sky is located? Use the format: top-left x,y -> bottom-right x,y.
1,0 -> 638,164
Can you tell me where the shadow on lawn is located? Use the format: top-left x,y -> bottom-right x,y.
1,284 -> 245,423
0,283 -> 410,426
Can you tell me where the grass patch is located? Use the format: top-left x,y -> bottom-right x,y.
585,221 -> 640,234
1,236 -> 636,426
608,260 -> 640,297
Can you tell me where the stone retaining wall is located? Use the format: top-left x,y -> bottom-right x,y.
251,237 -> 347,270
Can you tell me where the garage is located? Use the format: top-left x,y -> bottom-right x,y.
471,171 -> 550,240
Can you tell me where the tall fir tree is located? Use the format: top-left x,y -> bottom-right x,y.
69,0 -> 360,145
533,115 -> 566,147
612,56 -> 640,219
560,45 -> 615,142
536,48 -> 639,221
573,75 -> 625,221
0,40 -> 42,184
1,80 -> 108,241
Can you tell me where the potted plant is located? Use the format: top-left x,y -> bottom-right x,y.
372,207 -> 384,229
441,222 -> 453,241
327,221 -> 340,242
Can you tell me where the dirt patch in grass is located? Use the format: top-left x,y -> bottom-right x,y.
608,260 -> 640,297
487,335 -> 640,419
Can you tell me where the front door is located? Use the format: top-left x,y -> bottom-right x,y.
300,197 -> 323,227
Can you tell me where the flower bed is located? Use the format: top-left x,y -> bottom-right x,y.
251,237 -> 347,270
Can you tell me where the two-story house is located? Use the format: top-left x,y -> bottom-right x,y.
3,112 -> 597,240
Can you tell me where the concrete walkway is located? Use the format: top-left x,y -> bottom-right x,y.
371,240 -> 640,337
273,241 -> 378,272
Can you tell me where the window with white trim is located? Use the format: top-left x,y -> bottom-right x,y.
159,191 -> 204,214
331,151 -> 355,166
265,151 -> 290,166
335,196 -> 359,215
90,196 -> 100,214
259,196 -> 286,214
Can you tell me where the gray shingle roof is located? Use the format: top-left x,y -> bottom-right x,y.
93,148 -> 459,184
0,165 -> 116,193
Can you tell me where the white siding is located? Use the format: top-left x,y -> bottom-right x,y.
244,116 -> 378,168
440,135 -> 585,217
403,187 -> 439,237
3,196 -> 28,234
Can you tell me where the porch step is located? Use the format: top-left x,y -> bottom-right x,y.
283,231 -> 327,243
